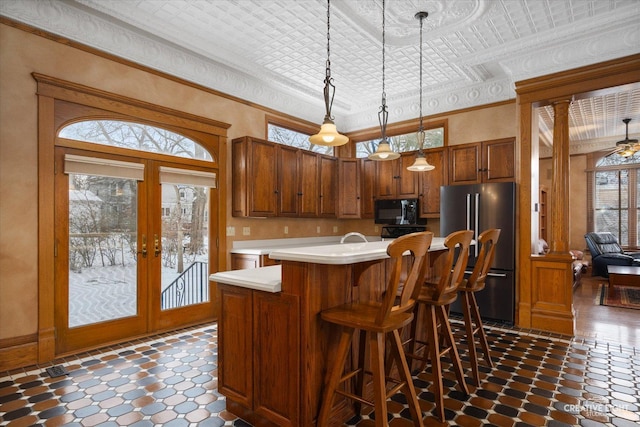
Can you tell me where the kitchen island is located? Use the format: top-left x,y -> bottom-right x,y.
210,238 -> 447,427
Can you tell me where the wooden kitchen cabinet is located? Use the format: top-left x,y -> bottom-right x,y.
277,146 -> 320,217
218,284 -> 300,426
319,155 -> 337,217
218,285 -> 253,408
230,253 -> 279,270
360,158 -> 376,219
375,152 -> 419,199
234,136 -> 334,218
277,145 -> 300,216
418,148 -> 447,217
232,137 -> 278,217
448,137 -> 515,185
338,158 -> 361,218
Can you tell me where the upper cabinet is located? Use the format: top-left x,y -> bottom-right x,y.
233,136 -> 335,219
360,158 -> 376,219
418,148 -> 447,218
448,137 -> 515,185
318,155 -> 338,217
277,147 -> 320,217
232,136 -> 278,217
375,152 -> 419,199
337,159 -> 361,219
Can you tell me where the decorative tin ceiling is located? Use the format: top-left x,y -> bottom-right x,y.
1,0 -> 639,153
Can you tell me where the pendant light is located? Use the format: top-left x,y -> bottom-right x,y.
309,0 -> 349,147
368,0 -> 400,161
407,11 -> 435,172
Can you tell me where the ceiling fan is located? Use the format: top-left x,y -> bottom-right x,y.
611,118 -> 639,158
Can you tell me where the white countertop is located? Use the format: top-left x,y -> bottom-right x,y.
230,235 -> 382,255
269,237 -> 447,265
210,265 -> 282,293
212,237 -> 455,291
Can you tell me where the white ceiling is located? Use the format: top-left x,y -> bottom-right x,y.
1,0 -> 639,154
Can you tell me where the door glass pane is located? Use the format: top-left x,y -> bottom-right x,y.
161,183 -> 210,310
68,174 -> 138,327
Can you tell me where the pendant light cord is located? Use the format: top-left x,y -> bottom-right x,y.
378,0 -> 389,141
418,11 -> 425,152
323,0 -> 335,121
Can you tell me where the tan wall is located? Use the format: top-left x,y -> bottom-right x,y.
0,22 -> 512,344
539,154 -> 589,251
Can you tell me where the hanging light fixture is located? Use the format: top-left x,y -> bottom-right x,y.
407,11 -> 435,172
368,0 -> 400,161
309,0 -> 349,147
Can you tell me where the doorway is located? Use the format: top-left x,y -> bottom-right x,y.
54,146 -> 217,354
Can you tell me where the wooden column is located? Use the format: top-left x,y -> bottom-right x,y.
529,97 -> 574,334
549,99 -> 572,254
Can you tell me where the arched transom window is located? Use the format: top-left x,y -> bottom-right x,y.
59,120 -> 214,162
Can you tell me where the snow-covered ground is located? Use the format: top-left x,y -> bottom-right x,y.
68,262 -> 207,327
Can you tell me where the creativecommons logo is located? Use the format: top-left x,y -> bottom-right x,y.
563,400 -> 630,415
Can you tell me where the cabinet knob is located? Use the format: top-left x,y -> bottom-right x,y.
297,192 -> 303,196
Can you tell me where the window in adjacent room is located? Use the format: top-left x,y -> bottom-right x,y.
355,126 -> 444,158
591,154 -> 640,248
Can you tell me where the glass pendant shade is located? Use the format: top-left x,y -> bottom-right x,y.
369,140 -> 400,160
407,153 -> 435,171
310,120 -> 349,146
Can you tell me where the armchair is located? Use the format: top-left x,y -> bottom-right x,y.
584,232 -> 640,277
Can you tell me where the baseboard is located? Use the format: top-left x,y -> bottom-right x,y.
0,341 -> 38,371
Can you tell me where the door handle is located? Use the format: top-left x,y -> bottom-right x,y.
154,234 -> 161,257
153,234 -> 160,257
141,235 -> 147,258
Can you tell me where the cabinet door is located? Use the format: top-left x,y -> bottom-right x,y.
253,292 -> 300,426
249,139 -> 278,216
376,159 -> 396,198
360,158 -> 376,219
449,142 -> 481,185
233,137 -> 278,217
232,138 -> 248,217
418,148 -> 446,217
397,153 -> 419,198
338,159 -> 360,218
277,145 -> 300,217
299,150 -> 319,217
218,285 -> 253,408
231,254 -> 260,270
319,155 -> 337,217
484,138 -> 515,182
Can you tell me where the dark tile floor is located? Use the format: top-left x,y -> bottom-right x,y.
1,317 -> 639,427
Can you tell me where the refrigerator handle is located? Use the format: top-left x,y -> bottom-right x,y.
474,192 -> 480,257
466,193 -> 471,231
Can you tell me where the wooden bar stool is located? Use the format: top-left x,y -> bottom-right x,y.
316,231 -> 433,427
404,229 -> 473,422
458,228 -> 500,386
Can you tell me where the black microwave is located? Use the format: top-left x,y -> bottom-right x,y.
374,198 -> 420,225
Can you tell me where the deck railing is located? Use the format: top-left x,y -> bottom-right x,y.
161,261 -> 209,310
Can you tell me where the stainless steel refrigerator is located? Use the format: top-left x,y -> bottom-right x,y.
440,182 -> 516,323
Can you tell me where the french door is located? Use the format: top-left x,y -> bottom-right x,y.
54,147 -> 217,354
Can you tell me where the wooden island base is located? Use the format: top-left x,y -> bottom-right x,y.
214,240 -> 448,426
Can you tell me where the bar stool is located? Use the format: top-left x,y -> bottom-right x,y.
458,228 -> 500,386
316,231 -> 433,427
404,229 -> 473,422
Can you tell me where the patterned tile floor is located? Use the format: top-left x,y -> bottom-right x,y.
1,320 -> 639,427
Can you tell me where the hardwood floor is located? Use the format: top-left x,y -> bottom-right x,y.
573,273 -> 640,348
